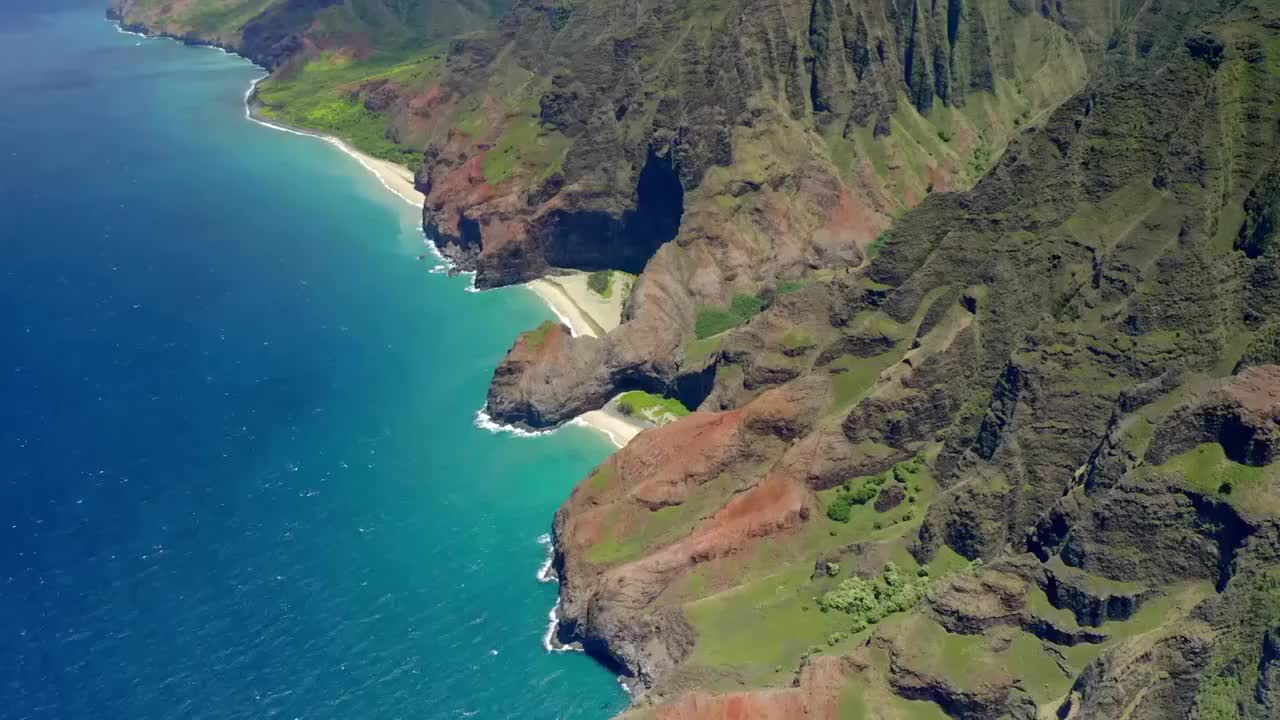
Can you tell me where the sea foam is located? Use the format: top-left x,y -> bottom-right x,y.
536,533 -> 555,583
473,408 -> 555,439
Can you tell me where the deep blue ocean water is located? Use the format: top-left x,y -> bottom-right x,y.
0,3 -> 625,718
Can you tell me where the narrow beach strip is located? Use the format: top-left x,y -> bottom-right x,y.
242,77 -> 425,207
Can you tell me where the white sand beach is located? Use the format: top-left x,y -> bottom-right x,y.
329,140 -> 424,207
242,76 -> 425,208
574,401 -> 649,447
526,278 -> 603,338
525,271 -> 630,338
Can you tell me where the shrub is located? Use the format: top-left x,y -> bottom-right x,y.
867,231 -> 891,259
826,480 -> 880,523
826,496 -> 852,523
587,270 -> 612,296
816,563 -> 929,632
847,481 -> 879,505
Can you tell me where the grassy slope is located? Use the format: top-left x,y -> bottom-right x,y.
255,46 -> 446,165
116,0 -> 513,165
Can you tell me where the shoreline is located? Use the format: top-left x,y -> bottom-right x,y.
524,272 -> 628,339
241,77 -> 425,208
525,279 -> 600,338
572,403 -> 647,447
475,397 -> 648,449
113,17 -> 640,450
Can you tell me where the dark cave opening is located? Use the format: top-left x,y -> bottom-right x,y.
632,148 -> 685,252
543,147 -> 684,274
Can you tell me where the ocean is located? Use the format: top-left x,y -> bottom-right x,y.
0,3 -> 626,718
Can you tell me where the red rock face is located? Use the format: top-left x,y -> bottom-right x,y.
650,657 -> 845,720
1225,365 -> 1280,416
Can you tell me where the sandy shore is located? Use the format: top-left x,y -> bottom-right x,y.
525,272 -> 629,339
551,272 -> 629,334
526,279 -> 602,338
331,143 -> 424,207
243,77 -> 425,208
573,398 -> 650,447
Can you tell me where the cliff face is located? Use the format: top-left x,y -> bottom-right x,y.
535,0 -> 1280,717
452,0 -> 1098,427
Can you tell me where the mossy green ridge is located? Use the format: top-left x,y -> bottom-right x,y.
615,391 -> 689,426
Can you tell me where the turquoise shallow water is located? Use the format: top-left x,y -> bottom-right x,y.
0,3 -> 625,718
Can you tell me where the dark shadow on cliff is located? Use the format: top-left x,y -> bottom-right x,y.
543,148 -> 684,274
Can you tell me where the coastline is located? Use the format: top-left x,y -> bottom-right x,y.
525,272 -> 628,339
525,279 -> 601,338
573,402 -> 647,447
112,17 -> 641,451
241,77 -> 425,208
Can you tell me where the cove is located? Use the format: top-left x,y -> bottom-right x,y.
0,3 -> 626,718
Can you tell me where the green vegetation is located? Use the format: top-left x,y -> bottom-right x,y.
1196,569 -> 1280,718
1239,320 -> 1280,369
817,563 -> 929,633
683,334 -> 724,366
176,0 -> 277,37
587,270 -> 613,297
616,391 -> 690,425
587,463 -> 614,493
694,294 -> 767,339
781,330 -> 815,353
1155,443 -> 1269,500
777,278 -> 812,294
867,231 -> 890,260
828,351 -> 898,410
255,47 -> 447,164
686,563 -> 856,679
826,457 -> 923,522
482,115 -> 571,185
825,477 -> 884,522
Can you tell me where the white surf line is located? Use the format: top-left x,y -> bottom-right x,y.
536,292 -> 584,337
111,21 -> 147,38
472,407 -> 557,439
241,76 -> 424,208
541,596 -> 582,654
536,533 -> 556,583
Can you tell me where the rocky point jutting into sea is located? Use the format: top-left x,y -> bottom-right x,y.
108,0 -> 1280,717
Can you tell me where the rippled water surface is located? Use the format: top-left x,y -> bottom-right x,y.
0,4 -> 624,718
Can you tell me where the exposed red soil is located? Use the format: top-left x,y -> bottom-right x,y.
1225,364 -> 1280,416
